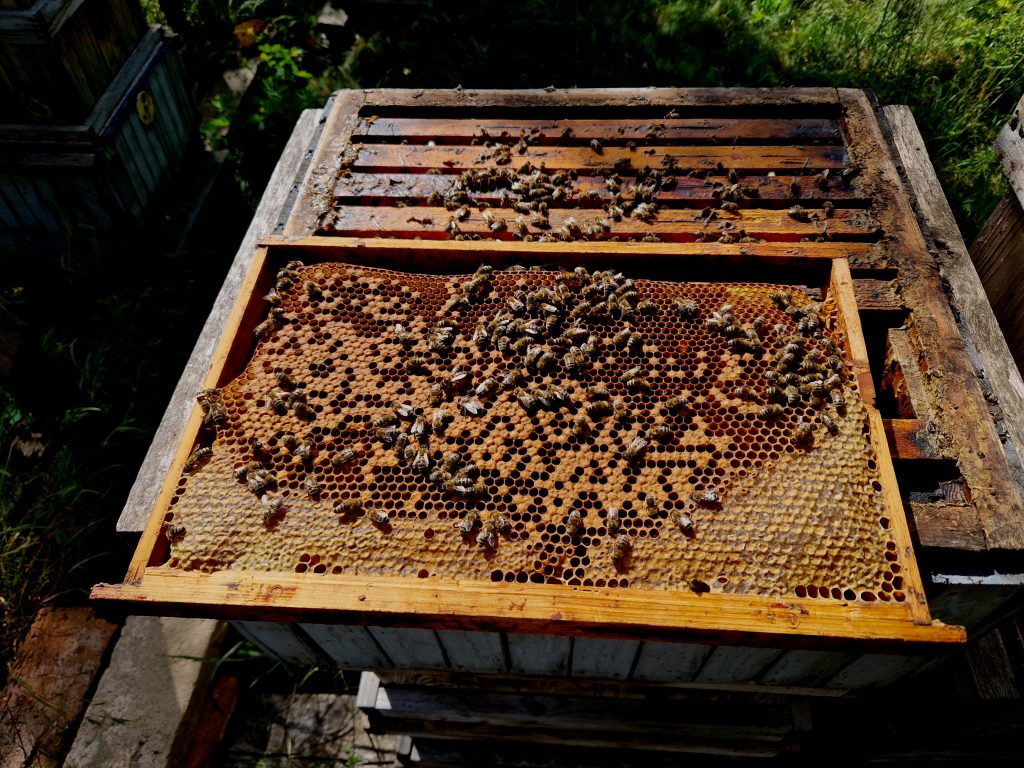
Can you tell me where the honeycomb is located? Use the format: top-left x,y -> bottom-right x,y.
164,259 -> 907,603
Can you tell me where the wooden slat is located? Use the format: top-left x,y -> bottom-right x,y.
507,634 -> 572,676
630,641 -> 712,682
909,503 -> 987,551
757,649 -> 853,687
884,418 -> 939,461
356,116 -> 842,144
436,629 -> 506,673
353,143 -> 849,174
368,626 -> 447,669
694,646 -> 785,684
331,172 -> 866,207
970,194 -> 1024,372
232,619 -> 318,664
824,653 -> 925,689
853,277 -> 902,313
300,623 -> 390,668
879,101 -> 1024,549
995,93 -> 1024,208
325,205 -> 877,242
570,638 -> 639,679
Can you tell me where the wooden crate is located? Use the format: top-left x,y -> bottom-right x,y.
0,28 -> 196,232
0,0 -> 147,124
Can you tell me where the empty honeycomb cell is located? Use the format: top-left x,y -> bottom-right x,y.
166,261 -> 905,599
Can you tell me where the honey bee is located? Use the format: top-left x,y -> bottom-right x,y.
428,407 -> 448,435
643,494 -> 660,516
303,476 -> 321,499
254,319 -> 275,340
830,388 -> 846,409
785,386 -> 800,406
605,506 -> 621,534
758,405 -> 782,424
637,300 -> 658,315
586,400 -> 612,420
667,395 -> 691,414
570,414 -> 591,438
590,138 -> 603,154
586,384 -> 611,401
692,487 -> 720,506
235,460 -> 261,482
494,513 -> 511,534
612,398 -> 629,423
801,380 -> 824,398
304,280 -> 323,301
293,402 -> 316,421
165,523 -> 187,541
368,508 -> 390,526
412,448 -> 432,474
442,451 -> 463,471
335,497 -> 363,516
475,378 -> 499,398
261,494 -> 284,521
292,437 -> 313,461
332,448 -> 359,467
652,424 -> 673,443
821,414 -> 839,434
611,534 -> 631,564
476,521 -> 497,548
677,511 -> 694,535
394,403 -> 415,420
247,468 -> 272,493
823,373 -> 842,392
449,365 -> 471,391
507,293 -> 526,314
403,355 -> 429,373
689,578 -> 711,594
563,347 -> 587,372
769,291 -> 791,309
625,434 -> 649,463
566,510 -> 582,535
791,419 -> 814,445
625,376 -> 652,394
394,323 -> 414,347
184,446 -> 211,472
376,425 -> 399,446
459,509 -> 480,534
827,355 -> 844,372
732,386 -> 759,401
459,396 -> 485,416
442,295 -> 470,314
410,416 -> 429,439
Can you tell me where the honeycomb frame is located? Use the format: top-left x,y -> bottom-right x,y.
101,238 -> 964,645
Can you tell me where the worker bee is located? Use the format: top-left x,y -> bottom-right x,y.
409,415 -> 429,440
563,347 -> 587,372
625,376 -> 652,394
590,138 -> 603,154
459,396 -> 485,416
403,355 -> 429,373
587,384 -> 611,401
368,508 -> 390,526
254,319 -> 275,340
184,446 -> 211,472
165,523 -> 187,541
261,494 -> 284,522
652,424 -> 673,443
677,511 -> 694,536
292,437 -> 313,461
442,295 -> 470,314
494,513 -> 511,534
826,355 -> 844,372
830,388 -> 846,409
732,386 -> 759,401
394,323 -> 414,347
611,534 -> 631,564
411,448 -> 431,474
585,400 -> 612,420
247,469 -> 272,493
666,395 -> 691,414
304,280 -> 323,301
441,452 -> 463,472
580,334 -> 601,357
643,494 -> 660,516
332,448 -> 359,468
673,298 -> 699,319
689,578 -> 711,594
784,386 -> 800,406
476,520 -> 497,549
570,414 -> 591,438
459,509 -> 480,534
625,434 -> 649,463
449,365 -> 471,391
429,407 -> 448,435
293,402 -> 316,421
801,380 -> 824,398
692,487 -> 720,507
823,373 -> 842,392
465,274 -> 492,302
272,372 -> 297,392
394,403 -> 415,420
303,476 -> 321,499
637,300 -> 658,315
821,414 -> 839,434
769,291 -> 791,309
235,460 -> 261,482
566,510 -> 582,535
791,419 -> 814,445
758,403 -> 783,421
611,398 -> 629,424
507,293 -> 526,314
475,378 -> 499,398
334,497 -> 363,516
605,506 -> 621,534
376,425 -> 399,447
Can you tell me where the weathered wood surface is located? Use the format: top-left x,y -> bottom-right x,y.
995,92 -> 1024,209
0,607 -> 119,768
116,107 -> 326,532
882,103 -> 1024,550
970,193 -> 1024,373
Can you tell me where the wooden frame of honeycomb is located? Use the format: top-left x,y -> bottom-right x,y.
96,238 -> 963,645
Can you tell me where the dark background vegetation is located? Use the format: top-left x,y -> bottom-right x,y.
2,0 -> 1022,680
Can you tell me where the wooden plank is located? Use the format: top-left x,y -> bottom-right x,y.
885,326 -> 933,421
352,143 -> 849,174
0,607 -> 119,768
117,107 -> 324,532
232,620 -> 318,665
331,172 -> 866,206
884,419 -> 939,462
853,277 -> 902,313
356,670 -> 382,709
970,193 -> 1024,371
927,585 -> 1020,629
570,638 -> 639,679
300,623 -> 390,668
357,116 -> 842,144
694,646 -> 785,684
367,626 -> 447,669
757,649 -> 853,687
995,92 -> 1024,208
323,204 -> 877,242
83,564 -> 964,645
507,634 -> 572,675
630,641 -> 712,682
824,653 -> 925,689
878,102 -> 1024,550
910,503 -> 988,551
435,629 -> 506,673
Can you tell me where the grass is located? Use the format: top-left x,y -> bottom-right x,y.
2,0 -> 1021,682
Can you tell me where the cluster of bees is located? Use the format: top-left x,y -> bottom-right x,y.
176,253 -> 850,581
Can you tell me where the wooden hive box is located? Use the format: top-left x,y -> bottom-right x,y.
98,88 -> 1024,691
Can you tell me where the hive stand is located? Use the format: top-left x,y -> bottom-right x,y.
104,90 -> 1024,701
